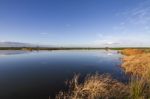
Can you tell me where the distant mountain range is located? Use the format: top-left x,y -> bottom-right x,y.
0,42 -> 36,47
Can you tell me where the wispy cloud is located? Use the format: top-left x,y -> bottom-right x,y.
91,1 -> 150,47
93,34 -> 121,47
103,0 -> 150,47
115,0 -> 150,33
93,31 -> 150,47
126,3 -> 150,26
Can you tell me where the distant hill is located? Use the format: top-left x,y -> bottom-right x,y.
0,42 -> 36,47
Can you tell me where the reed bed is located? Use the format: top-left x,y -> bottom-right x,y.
56,74 -> 129,99
120,49 -> 144,56
56,74 -> 150,99
122,53 -> 150,77
121,49 -> 150,99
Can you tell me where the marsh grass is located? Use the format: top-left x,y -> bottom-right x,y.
56,74 -> 150,99
129,75 -> 150,99
120,49 -> 144,56
56,74 -> 129,99
122,49 -> 150,99
122,52 -> 150,77
130,77 -> 145,99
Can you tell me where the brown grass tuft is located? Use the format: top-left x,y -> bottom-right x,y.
56,74 -> 129,99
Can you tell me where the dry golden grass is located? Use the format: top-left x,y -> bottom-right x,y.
121,49 -> 150,99
55,74 -> 150,99
122,51 -> 150,77
120,49 -> 144,56
56,74 -> 129,99
130,77 -> 146,99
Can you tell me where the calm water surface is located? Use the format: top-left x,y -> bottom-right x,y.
0,50 -> 128,99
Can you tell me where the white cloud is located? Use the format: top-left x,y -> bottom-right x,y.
106,41 -> 117,45
92,32 -> 150,47
92,35 -> 120,46
106,0 -> 150,47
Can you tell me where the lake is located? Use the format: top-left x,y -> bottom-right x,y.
0,50 -> 128,99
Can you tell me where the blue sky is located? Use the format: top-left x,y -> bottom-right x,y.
0,0 -> 150,47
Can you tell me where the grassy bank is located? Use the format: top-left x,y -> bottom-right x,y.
55,49 -> 150,99
121,49 -> 150,99
121,49 -> 150,77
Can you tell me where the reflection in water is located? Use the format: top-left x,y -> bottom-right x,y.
0,50 -> 128,99
0,50 -> 30,56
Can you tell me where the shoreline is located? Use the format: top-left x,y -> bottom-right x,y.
0,47 -> 150,51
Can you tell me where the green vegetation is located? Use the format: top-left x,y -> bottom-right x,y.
130,77 -> 145,99
0,47 -> 119,50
